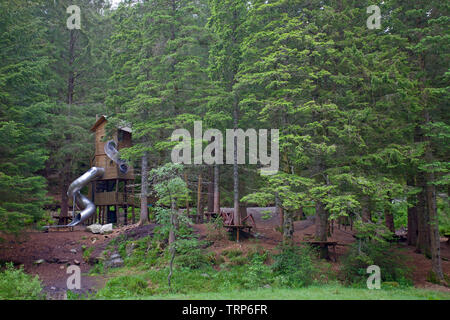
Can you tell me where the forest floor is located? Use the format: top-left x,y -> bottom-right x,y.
0,207 -> 449,299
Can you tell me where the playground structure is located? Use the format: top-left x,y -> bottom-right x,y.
85,116 -> 136,226
51,115 -> 254,238
46,116 -> 136,230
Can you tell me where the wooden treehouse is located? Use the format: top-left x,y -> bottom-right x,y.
85,115 -> 137,226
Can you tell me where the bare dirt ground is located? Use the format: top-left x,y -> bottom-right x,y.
0,223 -> 155,299
0,207 -> 449,299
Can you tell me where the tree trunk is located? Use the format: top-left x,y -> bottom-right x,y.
207,167 -> 214,212
169,198 -> 177,245
168,199 -> 177,288
283,209 -> 294,244
184,172 -> 189,214
407,174 -> 418,246
67,30 -> 76,107
424,111 -> 444,281
197,173 -> 203,218
315,201 -> 329,259
233,97 -> 240,231
361,195 -> 371,222
139,153 -> 149,225
59,180 -> 69,223
213,165 -> 220,213
275,193 -> 284,233
384,201 -> 395,233
416,171 -> 431,257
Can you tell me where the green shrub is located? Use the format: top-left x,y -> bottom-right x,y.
341,221 -> 413,286
242,252 -> 272,289
228,256 -> 248,266
271,245 -> 317,288
0,263 -> 44,299
222,249 -> 243,259
96,275 -> 152,299
173,238 -> 212,269
175,249 -> 211,269
122,237 -> 162,267
82,246 -> 94,262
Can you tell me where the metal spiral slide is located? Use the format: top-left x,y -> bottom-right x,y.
44,139 -> 130,228
66,167 -> 105,226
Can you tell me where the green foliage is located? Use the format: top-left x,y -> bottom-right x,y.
341,221 -> 413,286
271,245 -> 317,288
174,238 -> 212,270
221,249 -> 243,259
204,219 -> 228,241
96,275 -> 153,299
82,246 -> 94,263
0,263 -> 44,300
241,252 -> 272,289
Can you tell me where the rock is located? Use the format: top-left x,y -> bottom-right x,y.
86,224 -> 102,234
51,287 -> 56,290
91,237 -> 97,244
263,284 -> 271,289
125,242 -> 136,257
70,249 -> 77,254
34,259 -> 45,265
74,260 -> 80,265
105,258 -> 124,268
110,253 -> 121,259
60,265 -> 65,269
100,223 -> 113,234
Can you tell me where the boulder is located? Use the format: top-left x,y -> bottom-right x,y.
105,258 -> 124,268
125,242 -> 136,257
110,253 -> 121,260
86,224 -> 102,234
100,223 -> 113,234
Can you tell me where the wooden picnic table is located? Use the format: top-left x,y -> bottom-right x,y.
224,224 -> 253,232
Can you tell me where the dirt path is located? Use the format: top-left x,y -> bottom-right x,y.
0,223 -> 156,299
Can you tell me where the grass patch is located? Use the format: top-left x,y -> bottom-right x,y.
102,285 -> 450,300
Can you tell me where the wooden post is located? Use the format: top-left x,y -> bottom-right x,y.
184,172 -> 190,215
213,165 -> 220,214
207,167 -> 214,213
132,183 -> 136,224
115,178 -> 119,225
197,173 -> 203,221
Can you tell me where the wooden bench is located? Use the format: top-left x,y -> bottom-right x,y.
224,224 -> 253,232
